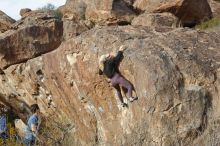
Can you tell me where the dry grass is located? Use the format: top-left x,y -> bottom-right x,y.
37,114 -> 74,146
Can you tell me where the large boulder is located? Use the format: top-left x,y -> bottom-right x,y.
59,4 -> 92,40
15,119 -> 27,137
20,8 -> 32,18
0,10 -> 63,69
62,19 -> 90,40
0,25 -> 219,145
0,10 -> 15,33
134,0 -> 213,27
132,12 -> 178,27
60,0 -> 136,25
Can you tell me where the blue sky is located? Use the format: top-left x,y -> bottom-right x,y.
0,0 -> 66,20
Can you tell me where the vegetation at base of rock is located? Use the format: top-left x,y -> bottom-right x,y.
0,123 -> 22,146
195,17 -> 220,30
37,114 -> 74,145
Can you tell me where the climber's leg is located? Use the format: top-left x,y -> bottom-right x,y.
112,84 -> 124,104
111,73 -> 128,107
117,74 -> 138,102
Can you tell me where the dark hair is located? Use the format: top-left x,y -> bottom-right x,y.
30,104 -> 39,113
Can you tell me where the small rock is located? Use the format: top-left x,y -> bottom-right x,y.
20,8 -> 32,17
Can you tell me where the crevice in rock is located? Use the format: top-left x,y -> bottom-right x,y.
162,103 -> 181,112
162,102 -> 174,112
95,119 -> 99,145
198,91 -> 212,133
36,69 -> 44,81
182,22 -> 197,28
0,68 -> 5,75
2,45 -> 61,70
117,21 -> 131,26
213,71 -> 218,85
0,93 -> 31,121
41,16 -> 57,20
212,71 -> 219,100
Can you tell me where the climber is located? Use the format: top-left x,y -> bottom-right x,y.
99,45 -> 138,107
24,104 -> 41,146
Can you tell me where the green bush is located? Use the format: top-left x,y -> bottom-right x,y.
195,17 -> 220,30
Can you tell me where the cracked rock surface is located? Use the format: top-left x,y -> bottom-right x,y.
0,25 -> 219,145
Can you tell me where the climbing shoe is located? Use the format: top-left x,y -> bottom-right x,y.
128,97 -> 138,102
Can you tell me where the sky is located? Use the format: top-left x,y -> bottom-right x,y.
0,0 -> 66,20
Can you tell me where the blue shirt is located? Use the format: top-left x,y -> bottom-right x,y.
0,115 -> 6,133
25,114 -> 38,141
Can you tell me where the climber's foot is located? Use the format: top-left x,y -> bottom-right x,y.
128,96 -> 138,102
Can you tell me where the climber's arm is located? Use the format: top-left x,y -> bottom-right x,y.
112,51 -> 123,64
112,45 -> 127,64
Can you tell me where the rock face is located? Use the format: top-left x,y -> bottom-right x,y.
132,12 -> 178,27
209,0 -> 220,17
0,1 -> 219,146
0,11 -> 63,69
0,25 -> 219,145
0,11 -> 15,33
134,0 -> 212,26
60,0 -> 136,25
60,0 -> 212,26
62,19 -> 90,40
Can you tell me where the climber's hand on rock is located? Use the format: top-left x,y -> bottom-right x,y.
119,45 -> 127,52
107,78 -> 111,83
